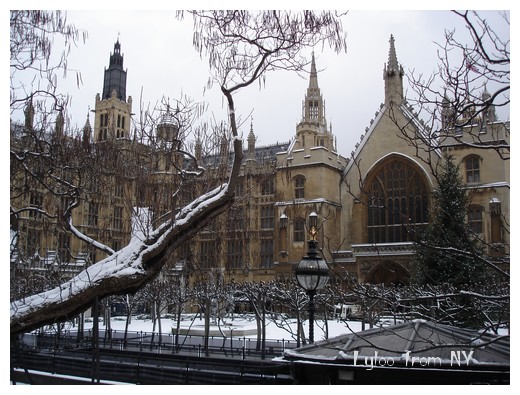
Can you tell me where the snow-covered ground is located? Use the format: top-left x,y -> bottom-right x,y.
75,313 -> 508,341
78,313 -> 367,341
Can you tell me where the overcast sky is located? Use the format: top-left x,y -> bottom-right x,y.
10,4 -> 511,157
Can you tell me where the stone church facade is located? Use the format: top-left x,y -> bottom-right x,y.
333,36 -> 509,285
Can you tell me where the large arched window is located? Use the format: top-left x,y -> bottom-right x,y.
365,157 -> 429,243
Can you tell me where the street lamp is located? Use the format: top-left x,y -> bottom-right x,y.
295,213 -> 329,343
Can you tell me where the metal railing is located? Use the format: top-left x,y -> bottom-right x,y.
11,346 -> 293,385
19,329 -> 297,360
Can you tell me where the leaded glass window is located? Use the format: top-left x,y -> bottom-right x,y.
366,158 -> 429,243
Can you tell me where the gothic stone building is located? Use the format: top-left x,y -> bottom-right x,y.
11,36 -> 510,292
333,36 -> 509,285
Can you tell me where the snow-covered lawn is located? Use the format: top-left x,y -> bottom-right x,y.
79,314 -> 367,341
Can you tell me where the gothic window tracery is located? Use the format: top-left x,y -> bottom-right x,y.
365,157 -> 429,243
309,100 -> 319,120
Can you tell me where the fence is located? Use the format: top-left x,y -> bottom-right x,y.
19,328 -> 297,360
11,346 -> 294,384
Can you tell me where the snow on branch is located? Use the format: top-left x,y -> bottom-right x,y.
10,182 -> 232,334
68,217 -> 115,256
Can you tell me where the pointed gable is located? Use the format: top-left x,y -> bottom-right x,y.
343,35 -> 438,180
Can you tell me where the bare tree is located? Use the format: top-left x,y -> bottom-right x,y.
406,10 -> 509,156
112,293 -> 139,346
234,281 -> 272,354
189,271 -> 226,355
134,274 -> 177,348
337,11 -> 509,331
11,10 -> 347,336
269,279 -> 309,347
397,11 -> 510,288
10,11 -> 87,130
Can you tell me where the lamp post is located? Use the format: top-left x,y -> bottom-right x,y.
295,213 -> 329,343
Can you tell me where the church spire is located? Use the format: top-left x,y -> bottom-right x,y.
24,98 -> 34,129
383,35 -> 404,105
247,118 -> 256,156
302,52 -> 326,126
294,52 -> 335,151
82,111 -> 92,149
245,119 -> 258,170
308,52 -> 319,90
481,85 -> 496,123
194,132 -> 202,161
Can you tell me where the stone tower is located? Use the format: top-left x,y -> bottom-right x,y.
93,40 -> 132,141
294,53 -> 335,152
274,53 -> 347,267
102,39 -> 126,101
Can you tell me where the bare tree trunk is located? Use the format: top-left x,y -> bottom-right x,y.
11,185 -> 235,335
204,297 -> 210,356
150,302 -> 156,350
295,310 -> 301,348
124,295 -> 131,348
91,297 -> 100,384
157,302 -> 162,348
76,312 -> 84,343
261,296 -> 266,359
174,302 -> 182,350
323,309 -> 329,340
298,319 -> 306,346
104,299 -> 112,343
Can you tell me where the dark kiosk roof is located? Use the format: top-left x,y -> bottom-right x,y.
283,319 -> 509,367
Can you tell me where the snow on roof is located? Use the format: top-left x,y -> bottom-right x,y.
283,320 -> 509,368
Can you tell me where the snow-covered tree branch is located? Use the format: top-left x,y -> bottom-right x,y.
11,10 -> 348,335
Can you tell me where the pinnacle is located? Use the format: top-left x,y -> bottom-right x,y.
387,34 -> 399,73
